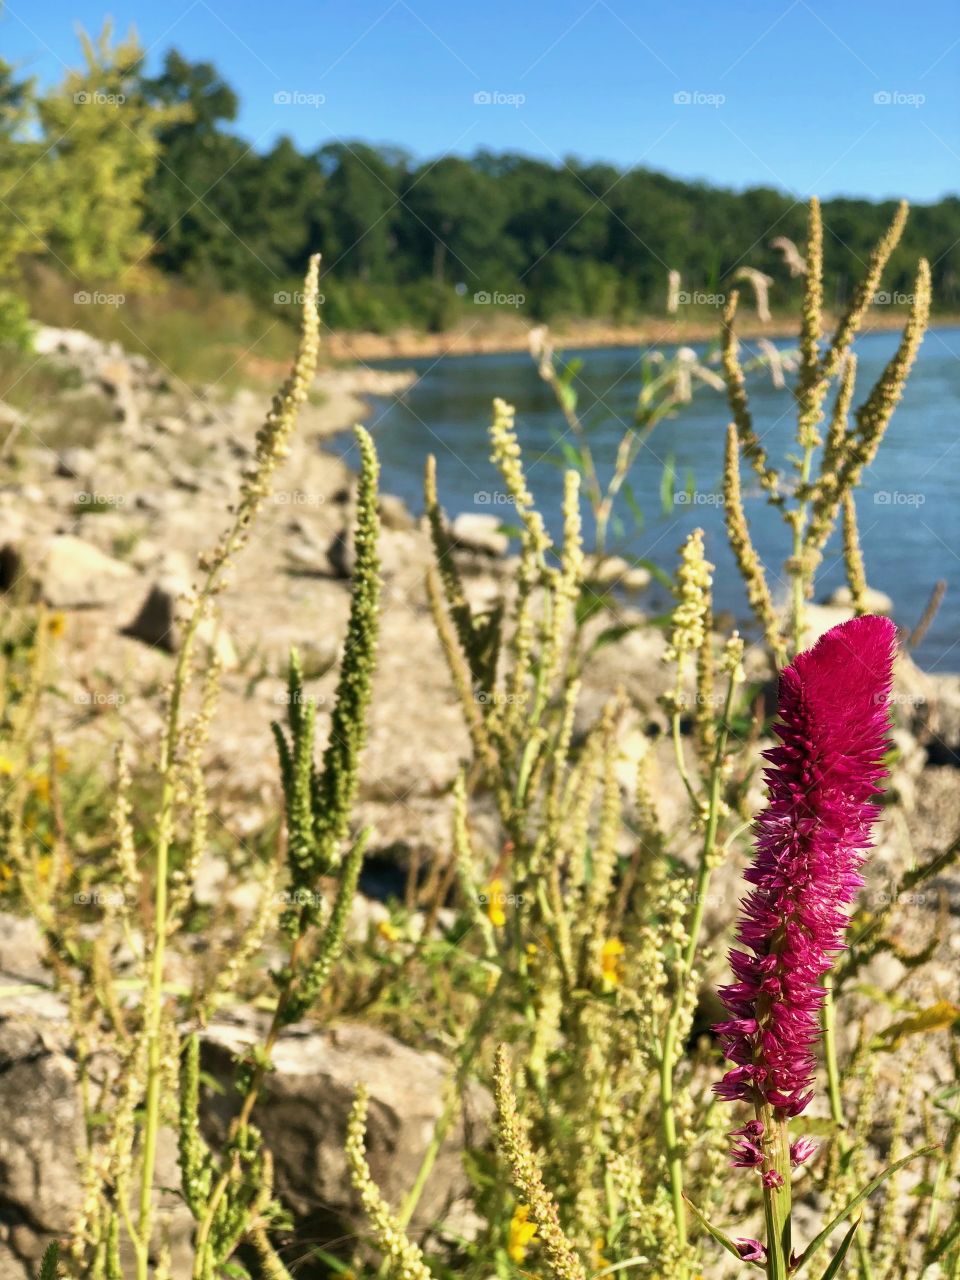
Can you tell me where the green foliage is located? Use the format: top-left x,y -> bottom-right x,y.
36,23 -> 186,282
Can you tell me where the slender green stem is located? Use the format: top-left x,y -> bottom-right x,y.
658,672 -> 737,1271
790,441 -> 817,655
823,981 -> 876,1279
761,1109 -> 792,1280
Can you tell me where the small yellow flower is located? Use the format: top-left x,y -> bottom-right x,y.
35,855 -> 52,882
592,1237 -> 610,1271
377,919 -> 400,943
508,1204 -> 537,1263
600,937 -> 625,991
30,774 -> 51,804
525,942 -> 538,960
485,877 -> 507,928
47,612 -> 66,638
0,757 -> 14,776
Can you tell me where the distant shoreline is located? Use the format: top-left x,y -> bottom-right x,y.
322,311 -> 960,364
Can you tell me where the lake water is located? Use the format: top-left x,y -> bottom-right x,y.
333,327 -> 960,672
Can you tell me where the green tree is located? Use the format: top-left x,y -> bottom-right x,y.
37,23 -> 184,282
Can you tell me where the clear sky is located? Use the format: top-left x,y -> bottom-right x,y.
4,0 -> 958,202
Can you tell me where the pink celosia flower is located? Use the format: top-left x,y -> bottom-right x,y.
789,1137 -> 818,1167
714,616 -> 896,1128
736,1238 -> 767,1262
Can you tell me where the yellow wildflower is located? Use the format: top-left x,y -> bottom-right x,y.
600,938 -> 625,991
485,877 -> 507,928
0,757 -> 14,775
377,919 -> 400,944
47,612 -> 66,638
508,1204 -> 538,1263
592,1237 -> 610,1271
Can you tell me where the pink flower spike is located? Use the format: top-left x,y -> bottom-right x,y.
713,617 -> 897,1135
790,1137 -> 818,1167
762,1170 -> 785,1190
736,1238 -> 767,1262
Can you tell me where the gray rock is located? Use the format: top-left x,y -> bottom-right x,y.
201,1020 -> 489,1253
0,1017 -> 84,1278
326,527 -> 356,578
0,1010 -> 193,1280
450,512 -> 508,557
586,555 -> 652,593
0,534 -> 134,609
0,913 -> 47,986
151,415 -> 185,436
378,493 -> 416,531
54,447 -> 96,481
124,568 -> 238,669
826,585 -> 894,614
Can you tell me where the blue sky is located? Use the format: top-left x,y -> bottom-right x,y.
4,0 -> 958,201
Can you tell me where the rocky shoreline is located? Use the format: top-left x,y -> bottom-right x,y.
321,310 -> 960,362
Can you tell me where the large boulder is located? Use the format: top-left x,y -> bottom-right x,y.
0,534 -> 135,609
0,1014 -> 84,1278
0,991 -> 194,1280
201,1020 -> 489,1260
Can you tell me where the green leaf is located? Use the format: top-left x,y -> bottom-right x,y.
659,453 -> 676,515
621,481 -> 645,531
576,586 -> 611,627
683,1195 -> 764,1269
589,623 -> 640,654
559,441 -> 584,471
872,1000 -> 960,1050
793,1144 -> 938,1273
630,556 -> 673,591
36,1243 -> 59,1280
221,1263 -> 251,1279
816,1217 -> 860,1280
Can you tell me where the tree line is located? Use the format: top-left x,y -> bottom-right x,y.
3,25 -> 960,338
